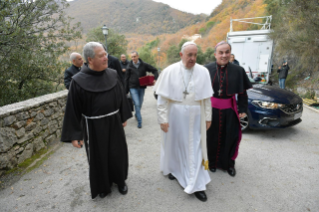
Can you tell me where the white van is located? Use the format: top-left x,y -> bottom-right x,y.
226,16 -> 273,84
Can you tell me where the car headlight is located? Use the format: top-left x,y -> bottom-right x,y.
252,100 -> 285,109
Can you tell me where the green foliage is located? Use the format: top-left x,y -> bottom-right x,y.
0,0 -> 82,106
203,47 -> 216,65
199,27 -> 207,35
166,45 -> 180,64
267,0 -> 319,78
166,40 -> 215,65
145,38 -> 160,49
206,21 -> 215,28
138,46 -> 156,67
86,26 -> 128,58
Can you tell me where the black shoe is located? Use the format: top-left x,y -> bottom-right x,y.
118,183 -> 128,195
209,167 -> 216,172
194,191 -> 207,202
99,192 -> 108,198
227,167 -> 236,177
168,173 -> 176,180
137,123 -> 142,128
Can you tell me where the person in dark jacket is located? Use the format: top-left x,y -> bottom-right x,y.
277,61 -> 290,89
125,51 -> 158,128
120,54 -> 129,80
64,52 -> 83,90
230,54 -> 240,66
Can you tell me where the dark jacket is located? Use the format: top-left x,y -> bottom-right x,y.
277,65 -> 290,79
108,55 -> 124,85
231,59 -> 240,66
64,64 -> 81,90
120,59 -> 129,81
125,58 -> 158,93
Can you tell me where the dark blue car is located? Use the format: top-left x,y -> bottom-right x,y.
240,83 -> 303,131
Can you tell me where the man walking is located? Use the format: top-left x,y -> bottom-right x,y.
61,42 -> 132,199
64,52 -> 83,90
205,41 -> 252,177
120,54 -> 129,80
154,42 -> 213,202
277,61 -> 290,89
125,51 -> 158,128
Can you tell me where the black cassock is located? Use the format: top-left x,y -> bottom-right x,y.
205,62 -> 252,170
61,65 -> 132,199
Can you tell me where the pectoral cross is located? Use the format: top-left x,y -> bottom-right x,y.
218,89 -> 222,96
183,90 -> 189,99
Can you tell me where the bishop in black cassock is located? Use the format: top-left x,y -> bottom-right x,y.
205,41 -> 252,177
61,42 -> 132,199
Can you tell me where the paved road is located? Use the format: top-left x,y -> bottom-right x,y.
1,88 -> 319,212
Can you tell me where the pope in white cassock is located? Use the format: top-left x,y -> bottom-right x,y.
154,42 -> 213,202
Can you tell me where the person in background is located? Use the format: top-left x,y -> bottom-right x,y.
125,51 -> 158,128
120,54 -> 129,80
64,52 -> 83,90
229,54 -> 240,66
277,61 -> 290,89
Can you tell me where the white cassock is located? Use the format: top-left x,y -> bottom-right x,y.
154,61 -> 213,194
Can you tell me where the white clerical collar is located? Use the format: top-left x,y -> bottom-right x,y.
180,61 -> 194,71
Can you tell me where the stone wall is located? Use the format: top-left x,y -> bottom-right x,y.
0,90 -> 68,176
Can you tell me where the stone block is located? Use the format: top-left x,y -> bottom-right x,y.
16,112 -> 30,121
1,149 -> 17,169
16,147 -> 24,154
8,149 -> 18,168
51,112 -> 61,119
48,120 -> 58,134
43,109 -> 53,117
33,125 -> 42,136
4,116 -> 16,126
25,122 -> 36,131
18,144 -> 33,164
0,128 -> 18,152
45,134 -> 56,144
0,153 -> 9,169
33,137 -> 45,152
34,113 -> 44,121
13,121 -> 26,129
40,118 -> 49,126
16,127 -> 25,138
58,99 -> 66,106
49,102 -> 57,107
42,129 -> 49,138
54,106 -> 61,113
56,129 -> 61,139
30,111 -> 37,118
17,132 -> 33,144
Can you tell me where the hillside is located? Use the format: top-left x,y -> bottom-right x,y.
65,0 -> 206,35
131,0 -> 268,66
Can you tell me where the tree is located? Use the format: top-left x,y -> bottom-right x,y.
138,46 -> 156,67
0,0 -> 82,106
267,0 -> 319,78
86,26 -> 128,59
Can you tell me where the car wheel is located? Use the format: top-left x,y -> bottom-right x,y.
240,115 -> 249,131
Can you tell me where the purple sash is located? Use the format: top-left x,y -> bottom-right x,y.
211,96 -> 242,160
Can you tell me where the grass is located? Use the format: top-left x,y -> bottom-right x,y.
4,147 -> 55,176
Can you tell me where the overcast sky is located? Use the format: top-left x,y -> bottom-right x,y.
152,0 -> 222,15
